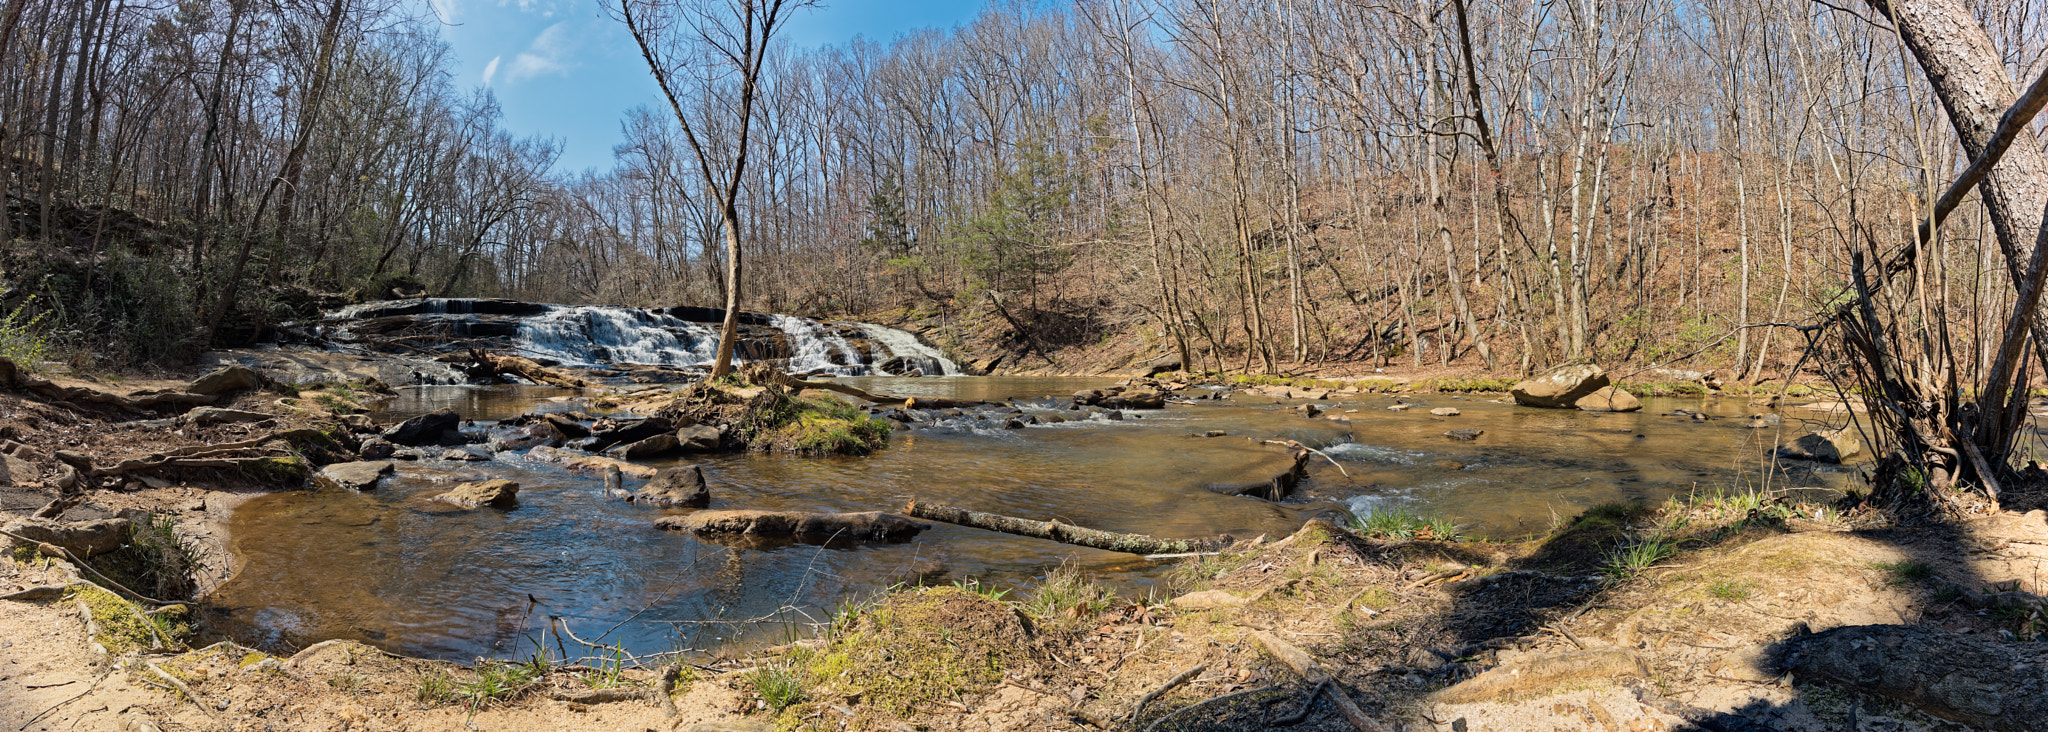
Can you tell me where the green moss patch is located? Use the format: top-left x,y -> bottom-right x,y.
70,585 -> 189,653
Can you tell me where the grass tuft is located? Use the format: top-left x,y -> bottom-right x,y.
1349,508 -> 1462,541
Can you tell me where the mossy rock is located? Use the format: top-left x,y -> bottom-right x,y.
798,587 -> 1039,724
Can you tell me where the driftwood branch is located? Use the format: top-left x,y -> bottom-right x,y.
759,369 -> 986,408
470,349 -> 590,388
902,501 -> 1228,555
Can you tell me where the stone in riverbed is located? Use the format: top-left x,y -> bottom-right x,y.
1510,362 -> 1611,409
490,421 -> 565,453
436,479 -> 519,508
589,417 -> 675,451
1429,407 -> 1461,417
529,446 -> 658,479
1443,429 -> 1484,441
607,434 -> 679,460
655,510 -> 928,542
439,449 -> 487,462
674,424 -> 723,453
635,466 -> 710,508
382,409 -> 470,447
543,413 -> 590,439
1574,386 -> 1642,413
313,461 -> 393,491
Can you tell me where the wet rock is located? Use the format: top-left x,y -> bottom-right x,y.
1104,388 -> 1167,410
1203,430 -> 1227,437
1072,389 -> 1105,406
543,413 -> 590,439
588,417 -> 674,451
1510,361 -> 1611,408
340,414 -> 378,433
188,366 -> 263,396
675,424 -> 723,453
1573,386 -> 1641,413
1297,403 -> 1323,418
313,461 -> 393,491
655,510 -> 928,542
636,466 -> 710,508
490,421 -> 565,453
1003,418 -> 1027,429
1207,448 -> 1310,501
183,407 -> 272,426
356,438 -> 396,461
436,479 -> 519,508
382,409 -> 468,447
529,446 -> 658,479
1387,403 -> 1411,411
1103,410 -> 1125,421
1775,428 -> 1861,463
439,449 -> 487,462
1429,407 -> 1461,417
1443,429 -> 1484,441
607,434 -> 679,460
1,517 -> 132,557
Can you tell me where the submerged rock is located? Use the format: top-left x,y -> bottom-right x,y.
313,461 -> 393,491
437,479 -> 519,508
1429,407 -> 1461,417
636,466 -> 711,508
655,510 -> 929,542
1510,362 -> 1611,409
1443,429 -> 1484,441
1207,448 -> 1310,501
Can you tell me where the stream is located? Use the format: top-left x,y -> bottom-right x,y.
203,377 -> 1859,662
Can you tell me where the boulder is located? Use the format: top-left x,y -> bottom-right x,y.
358,439 -> 396,460
313,461 -> 393,491
1775,428 -> 1862,463
655,510 -> 928,542
183,407 -> 272,426
543,413 -> 590,439
439,449 -> 487,462
490,421 -> 565,453
1429,407 -> 1461,417
636,466 -> 710,508
436,479 -> 519,508
1105,388 -> 1167,410
1,517 -> 132,558
0,450 -> 38,487
1574,386 -> 1642,413
589,417 -> 674,451
382,409 -> 467,447
1072,389 -> 1105,407
188,366 -> 263,396
1207,448 -> 1311,501
1387,403 -> 1411,411
1510,362 -> 1611,408
607,434 -> 679,460
674,425 -> 723,453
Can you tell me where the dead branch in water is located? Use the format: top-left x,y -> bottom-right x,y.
468,349 -> 590,388
902,501 -> 1228,555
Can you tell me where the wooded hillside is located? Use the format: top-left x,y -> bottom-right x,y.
0,0 -> 2042,382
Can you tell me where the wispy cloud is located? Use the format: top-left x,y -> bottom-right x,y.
507,22 -> 574,82
482,56 -> 501,87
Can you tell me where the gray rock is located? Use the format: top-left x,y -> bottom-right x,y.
675,424 -> 723,453
490,421 -> 564,452
1775,429 -> 1861,463
358,439 -> 396,460
383,409 -> 465,447
543,413 -> 590,439
439,449 -> 487,462
636,466 -> 710,508
1444,429 -> 1484,441
313,461 -> 393,491
607,434 -> 679,460
1,516 -> 132,557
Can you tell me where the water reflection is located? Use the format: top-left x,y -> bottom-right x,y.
208,379 -> 1854,660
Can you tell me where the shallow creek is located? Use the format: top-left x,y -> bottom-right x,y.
205,377 -> 1858,661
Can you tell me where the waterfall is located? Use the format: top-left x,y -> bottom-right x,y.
324,298 -> 962,376
516,306 -> 722,368
772,315 -> 868,375
856,323 -> 961,376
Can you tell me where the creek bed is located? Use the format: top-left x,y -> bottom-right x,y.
203,377 -> 1856,661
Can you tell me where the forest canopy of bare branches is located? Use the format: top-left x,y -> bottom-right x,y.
2,0 -> 2045,383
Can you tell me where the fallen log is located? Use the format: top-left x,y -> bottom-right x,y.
741,363 -> 987,408
902,501 -> 1228,555
1251,631 -> 1387,732
469,349 -> 590,389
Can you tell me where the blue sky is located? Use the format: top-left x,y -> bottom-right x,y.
426,0 -> 990,173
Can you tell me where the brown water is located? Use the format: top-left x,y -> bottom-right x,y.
206,378 -> 1857,661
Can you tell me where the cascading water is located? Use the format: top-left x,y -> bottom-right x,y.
517,306 -> 723,367
772,315 -> 868,375
856,323 -> 961,376
323,298 -> 960,375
